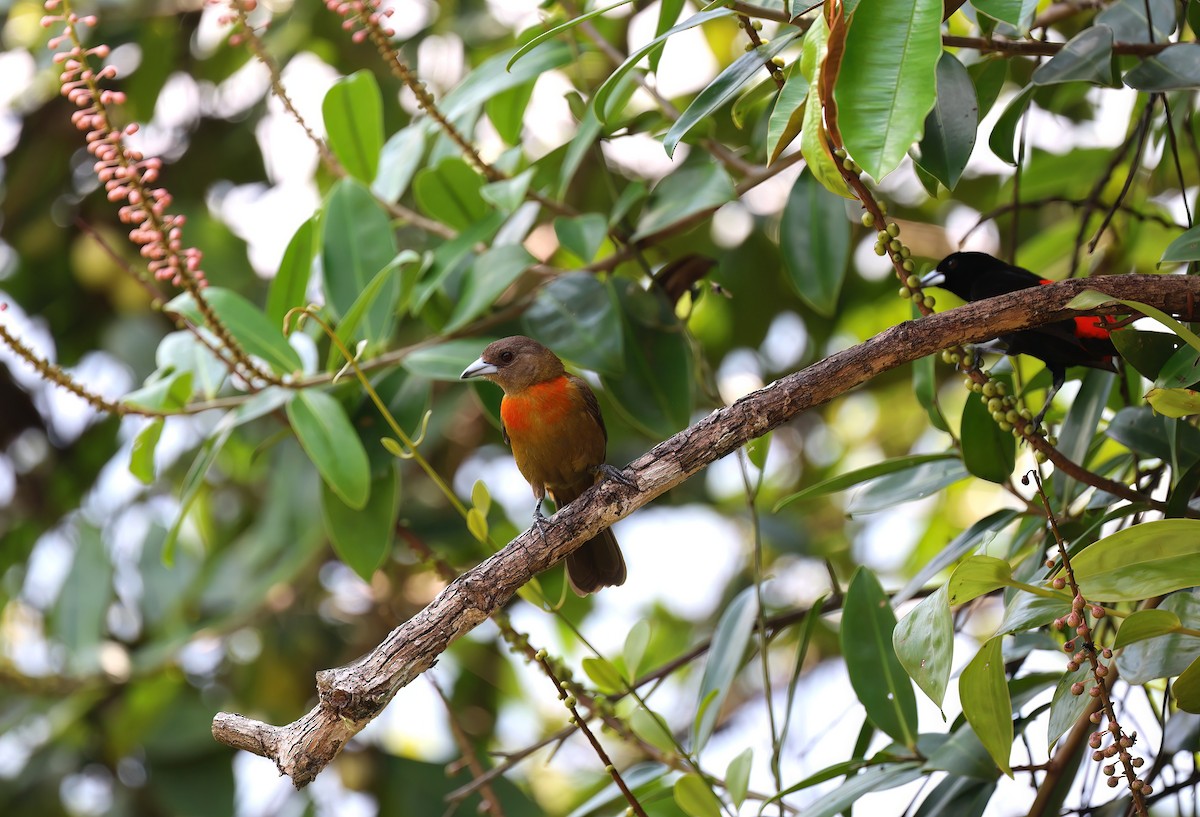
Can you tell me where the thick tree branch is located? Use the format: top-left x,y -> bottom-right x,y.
212,274 -> 1200,787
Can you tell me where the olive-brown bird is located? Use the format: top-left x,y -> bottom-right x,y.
460,336 -> 631,594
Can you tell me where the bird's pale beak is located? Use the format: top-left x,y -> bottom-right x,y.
460,356 -> 498,380
919,270 -> 945,288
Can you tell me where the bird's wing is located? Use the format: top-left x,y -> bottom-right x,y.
568,374 -> 607,444
499,399 -> 511,447
969,265 -> 1043,300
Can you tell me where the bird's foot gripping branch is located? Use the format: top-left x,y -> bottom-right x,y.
211,275 -> 1200,787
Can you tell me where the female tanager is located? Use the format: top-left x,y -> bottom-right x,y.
461,336 -> 629,595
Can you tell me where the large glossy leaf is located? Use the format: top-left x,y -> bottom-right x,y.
842,568 -> 918,747
1096,0 -> 1176,43
1107,406 -> 1200,467
130,418 -> 163,484
847,458 -> 971,514
1114,608 -> 1182,649
1111,329 -> 1185,380
779,170 -> 850,317
413,157 -> 490,230
913,776 -> 996,817
287,390 -> 371,510
924,724 -> 1001,780
267,217 -> 316,327
1124,44 -> 1200,90
673,774 -> 723,817
51,525 -> 112,671
321,178 -> 399,345
947,556 -> 1013,605
999,589 -> 1072,633
693,586 -> 757,752
374,125 -> 426,203
1070,519 -> 1200,601
663,35 -> 798,158
444,245 -> 535,332
322,70 -> 383,183
156,331 -> 227,400
960,636 -> 1013,776
403,338 -> 498,382
1118,589 -> 1200,684
1178,657 -> 1200,713
835,0 -> 942,179
791,762 -> 924,817
775,454 -> 959,510
123,370 -> 193,411
988,84 -> 1034,165
893,583 -> 952,710
1031,26 -> 1116,87
322,463 -> 397,580
506,3 -> 631,71
971,0 -> 1037,30
554,214 -> 609,263
592,8 -> 735,122
486,78 -> 535,145
913,52 -> 978,191
969,57 -> 1007,118
1055,369 -> 1115,505
633,164 -> 735,241
960,390 -> 1015,484
165,288 -> 303,375
521,273 -> 624,376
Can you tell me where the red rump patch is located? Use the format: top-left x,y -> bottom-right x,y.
1039,279 -> 1111,340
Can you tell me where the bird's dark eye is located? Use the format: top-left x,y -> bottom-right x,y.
499,350 -> 515,364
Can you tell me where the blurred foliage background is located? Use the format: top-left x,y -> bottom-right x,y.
2,0 -> 1200,815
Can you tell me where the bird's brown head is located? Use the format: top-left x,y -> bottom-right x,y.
460,336 -> 566,394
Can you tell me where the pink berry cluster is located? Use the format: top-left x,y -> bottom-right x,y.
209,0 -> 260,48
42,0 -> 205,289
324,0 -> 395,44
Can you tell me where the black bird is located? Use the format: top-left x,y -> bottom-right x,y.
921,251 -> 1117,426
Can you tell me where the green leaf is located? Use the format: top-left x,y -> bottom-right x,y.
779,170 -> 850,317
1118,590 -> 1200,684
486,78 -> 535,145
123,370 -> 193,411
321,464 -> 396,580
267,217 -> 316,327
602,315 -> 692,440
925,724 -> 1001,780
725,748 -> 752,809
321,178 -> 399,345
1156,344 -> 1200,389
960,636 -> 1013,776
556,106 -> 604,199
1125,44 -> 1200,91
847,458 -> 971,514
1046,663 -> 1092,749
663,34 -> 798,158
1068,290 -> 1200,354
155,331 -> 227,400
444,42 -> 572,120
1056,369 -> 1115,505
774,453 -> 958,509
630,707 -> 676,753
988,84 -> 1034,165
403,338 -> 497,381
323,70 -> 383,183
582,656 -> 625,694
444,245 -> 535,333
960,389 -> 1015,484
165,288 -> 303,375
481,169 -> 534,213
893,584 -> 952,710
1031,26 -> 1116,87
633,164 -> 735,241
52,525 -> 112,671
1176,655 -> 1200,713
835,0 -> 942,179
673,774 -> 723,817
912,52 -> 978,190
1111,329 -> 1186,380
374,126 -> 426,203
506,2 -> 633,70
1070,519 -> 1200,602
1147,387 -> 1200,418
999,589 -> 1071,634
842,568 -> 918,748
1114,608 -> 1182,649
894,509 -> 1019,604
969,57 -> 1008,118
1096,0 -> 1176,42
781,762 -> 924,817
799,15 -> 853,197
466,508 -> 489,542
287,390 -> 371,510
623,620 -> 651,680
693,586 -> 757,752
554,213 -> 609,263
592,8 -> 735,122
522,273 -> 624,376
731,73 -> 779,130
333,251 -> 420,364
971,0 -> 1037,29
767,67 -> 808,164
746,432 -> 770,470
947,556 -> 1013,605
471,479 -> 491,516
130,418 -> 163,484
651,0 -> 686,72
413,157 -> 490,230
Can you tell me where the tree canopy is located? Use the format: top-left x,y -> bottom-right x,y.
2,0 -> 1200,816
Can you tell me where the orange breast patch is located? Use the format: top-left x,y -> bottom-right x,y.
501,376 -> 575,437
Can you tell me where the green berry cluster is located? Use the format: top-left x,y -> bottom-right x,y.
851,186 -> 932,310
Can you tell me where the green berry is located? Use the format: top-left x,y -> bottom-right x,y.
898,286 -> 912,299
1036,451 -> 1047,463
941,350 -> 955,364
752,20 -> 763,30
992,410 -> 1007,423
1005,409 -> 1019,423
905,274 -> 920,288
982,382 -> 997,397
962,377 -> 974,390
988,397 -> 1003,412
902,259 -> 915,272
889,239 -> 902,252
874,242 -> 886,256
900,246 -> 911,259
995,383 -> 1007,396
771,56 -> 785,67
999,421 -> 1013,432
886,222 -> 900,237
862,212 -> 875,227
922,295 -> 936,309
1047,435 -> 1058,446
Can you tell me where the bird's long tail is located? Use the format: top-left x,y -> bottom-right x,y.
553,482 -> 626,595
